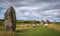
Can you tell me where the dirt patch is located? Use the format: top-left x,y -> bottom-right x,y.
48,24 -> 60,31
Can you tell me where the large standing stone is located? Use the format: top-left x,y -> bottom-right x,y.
4,6 -> 16,31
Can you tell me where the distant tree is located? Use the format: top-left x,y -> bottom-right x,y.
0,19 -> 4,21
0,21 -> 4,26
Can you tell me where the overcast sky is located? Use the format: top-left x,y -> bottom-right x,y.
0,0 -> 60,22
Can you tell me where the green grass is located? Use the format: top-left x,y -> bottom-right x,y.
0,26 -> 60,36
0,26 -> 5,32
15,26 -> 60,36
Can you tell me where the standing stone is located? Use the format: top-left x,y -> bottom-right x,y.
41,20 -> 45,24
4,6 -> 16,31
46,19 -> 50,24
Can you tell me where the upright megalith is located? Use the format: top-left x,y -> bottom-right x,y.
46,19 -> 50,24
41,20 -> 45,24
4,6 -> 16,31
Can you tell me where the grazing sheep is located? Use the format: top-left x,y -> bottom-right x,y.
20,25 -> 23,27
37,24 -> 40,26
32,24 -> 36,27
24,25 -> 29,27
44,24 -> 48,27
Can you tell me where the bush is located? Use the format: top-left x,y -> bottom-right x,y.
0,21 -> 4,26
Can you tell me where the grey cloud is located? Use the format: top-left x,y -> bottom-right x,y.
5,0 -> 22,2
0,0 -> 60,7
4,0 -> 60,3
38,0 -> 60,2
52,5 -> 60,9
0,0 -> 60,21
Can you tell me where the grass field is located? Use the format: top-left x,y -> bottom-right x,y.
15,25 -> 60,36
0,24 -> 60,36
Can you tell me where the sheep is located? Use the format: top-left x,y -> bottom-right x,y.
32,24 -> 36,27
37,24 -> 40,26
19,25 -> 23,27
44,24 -> 48,27
24,25 -> 29,27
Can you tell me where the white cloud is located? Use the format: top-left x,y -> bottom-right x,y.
44,9 -> 60,16
19,6 -> 39,10
24,12 -> 30,15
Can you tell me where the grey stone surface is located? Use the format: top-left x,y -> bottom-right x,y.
46,19 -> 50,24
41,20 -> 45,24
4,6 -> 16,31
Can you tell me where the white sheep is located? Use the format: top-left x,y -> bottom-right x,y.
24,25 -> 29,27
32,24 -> 36,27
44,24 -> 48,27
